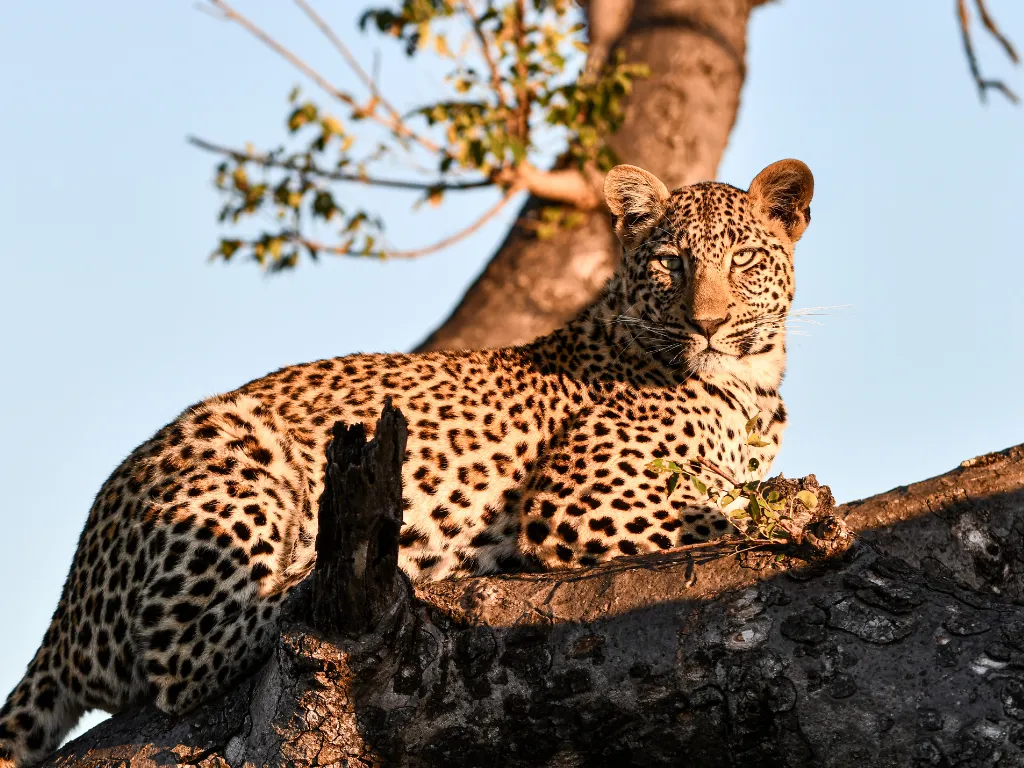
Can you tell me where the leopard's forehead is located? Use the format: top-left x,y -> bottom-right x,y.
651,181 -> 775,258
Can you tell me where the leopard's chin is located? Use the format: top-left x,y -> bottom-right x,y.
685,349 -> 725,375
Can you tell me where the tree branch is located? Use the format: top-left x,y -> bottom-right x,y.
188,135 -> 491,192
513,0 -> 531,141
582,0 -> 636,77
505,162 -> 604,210
957,0 -> 1020,104
459,0 -> 511,111
191,133 -> 601,211
39,443 -> 1024,767
976,0 -> 1020,65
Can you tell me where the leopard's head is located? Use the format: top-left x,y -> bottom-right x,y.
604,159 -> 814,383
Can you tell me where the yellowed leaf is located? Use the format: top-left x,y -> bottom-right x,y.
795,490 -> 818,510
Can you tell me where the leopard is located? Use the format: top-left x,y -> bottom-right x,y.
0,158 -> 813,766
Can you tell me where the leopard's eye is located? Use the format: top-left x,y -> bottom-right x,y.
731,248 -> 761,269
658,256 -> 683,272
650,245 -> 689,276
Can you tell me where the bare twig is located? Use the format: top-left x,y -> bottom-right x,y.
513,0 -> 531,140
207,1 -> 354,106
459,0 -> 510,110
188,135 -> 490,192
688,456 -> 739,488
191,134 -> 602,209
206,0 -> 446,150
975,0 -> 1020,64
193,1 -> 228,22
957,0 -> 1020,104
291,0 -> 417,136
285,186 -> 519,259
656,535 -> 765,560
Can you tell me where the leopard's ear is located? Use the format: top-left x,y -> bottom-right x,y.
748,159 -> 814,242
604,165 -> 670,249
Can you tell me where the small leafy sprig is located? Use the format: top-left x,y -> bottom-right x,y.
646,414 -> 818,545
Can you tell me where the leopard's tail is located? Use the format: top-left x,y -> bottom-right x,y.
0,616 -> 85,767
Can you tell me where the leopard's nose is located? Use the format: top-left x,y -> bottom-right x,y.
693,313 -> 730,339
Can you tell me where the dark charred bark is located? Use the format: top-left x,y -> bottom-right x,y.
840,444 -> 1024,606
312,397 -> 409,637
40,439 -> 1024,768
417,0 -> 756,352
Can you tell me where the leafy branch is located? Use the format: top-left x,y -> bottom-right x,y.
646,414 -> 819,549
194,0 -> 648,270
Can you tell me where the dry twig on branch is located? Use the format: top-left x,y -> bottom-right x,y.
187,136 -> 491,193
207,0 -> 444,152
957,0 -> 1020,104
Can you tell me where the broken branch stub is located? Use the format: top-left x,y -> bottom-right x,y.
311,396 -> 409,637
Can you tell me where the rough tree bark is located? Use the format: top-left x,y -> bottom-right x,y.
417,0 -> 762,352
40,423 -> 1024,767
311,404 -> 408,638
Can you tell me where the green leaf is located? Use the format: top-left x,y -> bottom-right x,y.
796,490 -> 818,510
745,413 -> 760,434
748,457 -> 760,472
692,477 -> 707,495
666,473 -> 679,497
747,497 -> 762,522
747,435 -> 771,448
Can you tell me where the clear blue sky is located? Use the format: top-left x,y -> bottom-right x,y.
1,0 -> 1021,739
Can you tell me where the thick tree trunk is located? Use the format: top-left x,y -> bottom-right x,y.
41,438 -> 1024,768
416,0 -> 755,352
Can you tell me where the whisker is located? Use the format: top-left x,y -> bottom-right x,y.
651,342 -> 683,356
613,322 -> 650,363
788,304 -> 851,317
